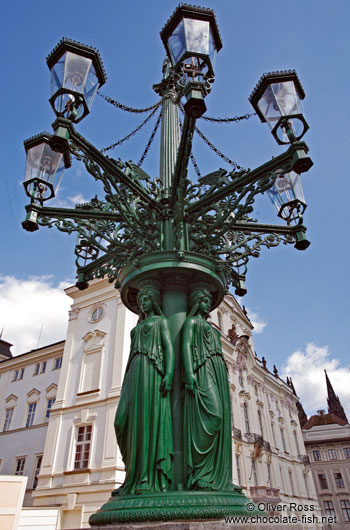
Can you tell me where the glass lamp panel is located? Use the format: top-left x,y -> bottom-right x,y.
84,63 -> 99,108
267,171 -> 305,218
271,81 -> 302,117
25,142 -> 65,193
63,52 -> 91,95
257,85 -> 282,128
168,19 -> 186,65
50,55 -> 65,95
208,26 -> 217,69
184,18 -> 210,56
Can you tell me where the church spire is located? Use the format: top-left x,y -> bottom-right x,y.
325,370 -> 348,423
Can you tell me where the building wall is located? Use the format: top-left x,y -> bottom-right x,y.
29,280 -> 321,528
0,343 -> 63,506
1,279 -> 323,528
304,421 -> 350,529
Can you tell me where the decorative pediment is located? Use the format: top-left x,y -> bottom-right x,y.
46,383 -> 58,397
5,394 -> 18,406
27,388 -> 40,401
82,329 -> 106,353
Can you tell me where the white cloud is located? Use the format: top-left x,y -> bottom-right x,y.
282,343 -> 350,417
248,310 -> 267,334
0,276 -> 72,356
51,193 -> 90,209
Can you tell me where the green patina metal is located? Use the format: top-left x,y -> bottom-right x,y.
22,5 -> 313,525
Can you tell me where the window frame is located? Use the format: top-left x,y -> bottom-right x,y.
45,398 -> 56,421
328,448 -> 337,460
25,402 -> 37,428
32,454 -> 43,489
73,424 -> 92,471
14,457 -> 26,476
323,500 -> 335,518
53,357 -> 62,370
340,499 -> 350,522
318,473 -> 328,489
334,472 -> 345,488
313,449 -> 321,461
3,407 -> 14,432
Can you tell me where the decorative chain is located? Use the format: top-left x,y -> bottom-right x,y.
195,125 -> 247,172
179,115 -> 201,178
138,108 -> 162,166
201,112 -> 256,123
190,153 -> 201,178
101,105 -> 161,153
98,92 -> 161,113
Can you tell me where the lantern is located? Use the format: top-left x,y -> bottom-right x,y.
46,38 -> 106,123
249,70 -> 309,145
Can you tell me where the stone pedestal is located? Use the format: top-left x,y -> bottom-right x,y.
83,521 -> 302,530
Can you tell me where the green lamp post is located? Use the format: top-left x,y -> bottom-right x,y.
22,4 -> 313,524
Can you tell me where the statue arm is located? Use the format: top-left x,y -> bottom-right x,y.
160,317 -> 175,396
182,317 -> 196,392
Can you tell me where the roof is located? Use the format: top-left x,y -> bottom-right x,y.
303,412 -> 348,430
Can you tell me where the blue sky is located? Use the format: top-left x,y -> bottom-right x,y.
1,0 -> 349,415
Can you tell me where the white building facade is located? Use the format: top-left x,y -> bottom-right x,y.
0,340 -> 64,506
0,279 -> 322,528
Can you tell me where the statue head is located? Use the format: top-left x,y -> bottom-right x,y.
137,279 -> 163,320
188,283 -> 213,318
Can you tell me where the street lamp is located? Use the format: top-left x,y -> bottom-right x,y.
21,4 -> 313,524
249,69 -> 309,145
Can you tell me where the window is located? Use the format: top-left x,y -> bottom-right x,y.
304,474 -> 310,498
293,430 -> 300,455
318,473 -> 328,489
243,402 -> 250,434
12,368 -> 24,382
26,402 -> 37,427
251,459 -> 258,487
267,462 -> 273,487
334,472 -> 345,488
340,500 -> 350,522
89,305 -> 104,322
258,409 -> 264,438
218,311 -> 223,330
289,470 -> 295,496
323,500 -> 335,518
3,407 -> 14,432
33,362 -> 46,375
280,427 -> 287,452
46,398 -> 56,421
32,455 -> 42,489
74,425 -> 92,470
15,457 -> 26,475
235,454 -> 242,485
328,448 -> 337,460
313,449 -> 321,461
53,357 -> 62,370
344,447 -> 350,459
271,423 -> 277,447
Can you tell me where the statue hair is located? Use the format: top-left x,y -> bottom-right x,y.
188,287 -> 212,317
137,286 -> 164,320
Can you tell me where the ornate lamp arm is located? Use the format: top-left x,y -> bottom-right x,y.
185,141 -> 312,217
51,117 -> 163,212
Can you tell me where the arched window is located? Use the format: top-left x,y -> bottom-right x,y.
258,409 -> 264,438
218,311 -> 223,330
243,402 -> 250,434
